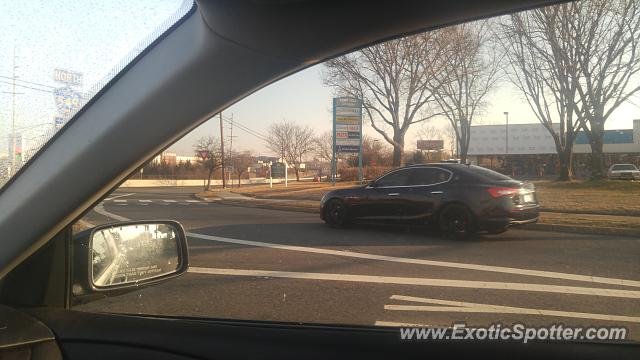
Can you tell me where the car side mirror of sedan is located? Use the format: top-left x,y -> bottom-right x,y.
71,220 -> 189,303
368,180 -> 378,188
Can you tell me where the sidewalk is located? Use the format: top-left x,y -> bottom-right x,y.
195,191 -> 640,237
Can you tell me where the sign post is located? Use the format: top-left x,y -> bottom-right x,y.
332,97 -> 363,184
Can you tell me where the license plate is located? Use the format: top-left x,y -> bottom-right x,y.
523,194 -> 534,203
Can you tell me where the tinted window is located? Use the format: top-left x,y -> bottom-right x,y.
375,169 -> 410,187
406,168 -> 451,186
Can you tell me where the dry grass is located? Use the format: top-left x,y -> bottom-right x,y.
532,180 -> 640,216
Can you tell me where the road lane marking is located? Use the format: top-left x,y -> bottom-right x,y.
384,295 -> 640,323
186,232 -> 640,288
163,200 -> 177,203
139,200 -> 152,203
187,267 -> 640,299
113,200 -> 127,203
185,200 -> 200,203
94,203 -> 130,222
105,193 -> 134,201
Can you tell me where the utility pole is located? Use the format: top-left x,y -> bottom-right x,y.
228,113 -> 237,186
219,112 -> 226,189
504,111 -> 509,171
11,46 -> 17,175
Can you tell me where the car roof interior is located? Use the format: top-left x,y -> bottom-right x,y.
0,0 -> 570,283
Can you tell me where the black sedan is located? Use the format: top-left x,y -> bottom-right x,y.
320,164 -> 539,238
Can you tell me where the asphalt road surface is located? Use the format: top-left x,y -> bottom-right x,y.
79,186 -> 640,341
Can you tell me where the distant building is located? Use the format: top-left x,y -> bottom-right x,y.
466,120 -> 640,177
151,152 -> 198,166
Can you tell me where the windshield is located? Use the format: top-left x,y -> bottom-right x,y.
0,0 -> 192,189
612,164 -> 638,171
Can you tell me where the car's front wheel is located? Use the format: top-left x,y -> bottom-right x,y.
439,204 -> 475,240
324,199 -> 350,228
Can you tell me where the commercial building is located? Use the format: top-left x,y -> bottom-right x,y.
151,152 -> 198,166
466,120 -> 640,177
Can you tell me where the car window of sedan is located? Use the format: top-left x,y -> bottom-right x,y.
375,169 -> 411,187
63,0 -> 639,345
406,168 -> 451,186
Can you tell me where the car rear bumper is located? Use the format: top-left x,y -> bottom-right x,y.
480,204 -> 540,230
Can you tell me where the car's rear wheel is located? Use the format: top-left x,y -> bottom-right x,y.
439,204 -> 475,240
324,199 -> 350,228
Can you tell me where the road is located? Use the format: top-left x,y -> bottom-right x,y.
79,186 -> 640,340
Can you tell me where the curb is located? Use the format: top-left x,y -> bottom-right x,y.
524,223 -> 640,238
194,193 -> 639,238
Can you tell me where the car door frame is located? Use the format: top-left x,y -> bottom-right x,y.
402,166 -> 454,220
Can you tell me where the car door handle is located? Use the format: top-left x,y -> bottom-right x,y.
387,193 -> 400,196
430,191 -> 444,195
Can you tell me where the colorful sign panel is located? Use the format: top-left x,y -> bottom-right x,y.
333,97 -> 362,153
53,87 -> 83,116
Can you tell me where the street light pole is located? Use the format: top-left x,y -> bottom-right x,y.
11,46 -> 17,175
219,112 -> 226,189
503,111 -> 509,170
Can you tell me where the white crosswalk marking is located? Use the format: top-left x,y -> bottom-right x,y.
163,200 -> 176,203
139,200 -> 152,203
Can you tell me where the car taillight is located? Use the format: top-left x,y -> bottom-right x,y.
487,187 -> 519,198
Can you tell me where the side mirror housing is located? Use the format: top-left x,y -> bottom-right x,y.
72,220 -> 189,303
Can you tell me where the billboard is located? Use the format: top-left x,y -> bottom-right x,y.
417,140 -> 444,151
53,68 -> 83,86
271,162 -> 286,178
333,97 -> 362,153
467,124 -> 559,155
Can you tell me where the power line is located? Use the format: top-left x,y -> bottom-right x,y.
0,75 -> 56,89
0,80 -> 53,93
221,117 -> 270,143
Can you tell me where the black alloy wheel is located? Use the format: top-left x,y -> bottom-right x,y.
439,204 -> 475,240
324,199 -> 349,228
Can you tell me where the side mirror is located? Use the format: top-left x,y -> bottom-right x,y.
72,220 -> 188,302
367,180 -> 378,188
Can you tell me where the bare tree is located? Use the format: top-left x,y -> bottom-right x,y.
233,151 -> 254,188
265,120 -> 315,181
428,22 -> 500,164
193,136 -> 221,190
322,33 -> 443,166
570,0 -> 640,179
314,131 -> 334,163
498,0 -> 640,180
497,5 -> 584,180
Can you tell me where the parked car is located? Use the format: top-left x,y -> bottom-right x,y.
320,163 -> 539,238
607,164 -> 640,180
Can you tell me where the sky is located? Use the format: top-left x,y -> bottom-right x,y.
1,0 -> 638,161
166,63 -> 640,157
